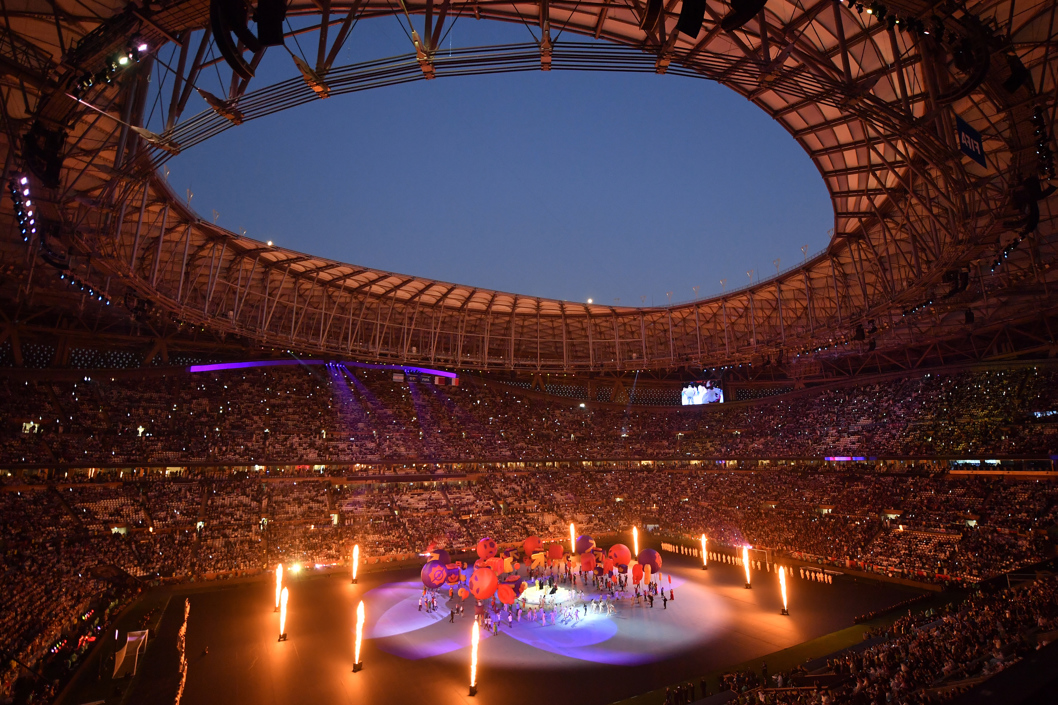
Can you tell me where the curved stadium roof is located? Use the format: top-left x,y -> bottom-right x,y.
1,0 -> 1056,373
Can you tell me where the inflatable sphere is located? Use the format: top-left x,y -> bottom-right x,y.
575,535 -> 596,555
497,584 -> 517,605
580,553 -> 597,573
476,537 -> 498,560
445,563 -> 461,584
468,567 -> 498,600
632,564 -> 644,584
547,543 -> 564,560
638,548 -> 663,573
432,549 -> 451,565
608,544 -> 632,566
421,560 -> 447,589
523,535 -> 543,555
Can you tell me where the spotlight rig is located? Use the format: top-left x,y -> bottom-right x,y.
58,270 -> 111,305
71,37 -> 149,98
7,175 -> 36,242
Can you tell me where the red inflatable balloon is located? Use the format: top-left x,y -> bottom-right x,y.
580,553 -> 596,572
547,543 -> 564,560
468,567 -> 498,600
458,587 -> 469,600
476,537 -> 498,560
603,557 -> 615,573
497,584 -> 517,605
487,556 -> 504,575
632,564 -> 644,584
523,535 -> 543,555
608,544 -> 632,565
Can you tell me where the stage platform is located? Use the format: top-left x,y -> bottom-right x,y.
138,554 -> 915,705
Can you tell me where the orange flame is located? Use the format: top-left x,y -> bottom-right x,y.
470,619 -> 480,688
742,545 -> 751,585
632,526 -> 639,557
570,523 -> 576,554
701,534 -> 707,566
779,566 -> 788,611
279,586 -> 289,637
354,600 -> 365,663
352,544 -> 359,581
275,564 -> 283,610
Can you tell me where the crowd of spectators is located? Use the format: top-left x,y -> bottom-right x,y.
3,464 -> 1056,700
1,363 -> 1057,702
1,366 -> 1057,466
722,576 -> 1058,704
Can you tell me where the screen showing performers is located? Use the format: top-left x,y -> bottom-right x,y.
681,380 -> 724,406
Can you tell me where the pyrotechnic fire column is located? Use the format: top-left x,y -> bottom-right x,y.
352,600 -> 364,671
469,620 -> 480,696
743,546 -> 751,589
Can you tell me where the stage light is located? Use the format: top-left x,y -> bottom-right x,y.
137,43 -> 149,53
779,566 -> 788,614
701,534 -> 708,570
570,523 -> 576,554
275,563 -> 283,611
469,619 -> 480,696
743,546 -> 751,588
352,600 -> 364,671
351,544 -> 359,584
278,587 -> 289,641
632,526 -> 639,557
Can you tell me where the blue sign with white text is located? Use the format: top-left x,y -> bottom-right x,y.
956,116 -> 987,167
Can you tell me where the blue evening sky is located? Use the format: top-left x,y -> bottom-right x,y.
161,16 -> 832,306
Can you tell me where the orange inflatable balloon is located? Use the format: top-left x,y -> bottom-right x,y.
497,584 -> 516,605
523,536 -> 543,555
468,567 -> 498,600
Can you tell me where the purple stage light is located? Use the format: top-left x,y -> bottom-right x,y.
188,358 -> 457,379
